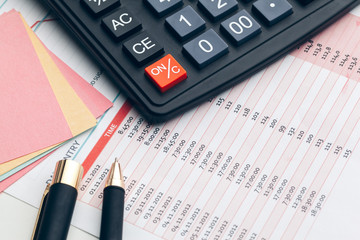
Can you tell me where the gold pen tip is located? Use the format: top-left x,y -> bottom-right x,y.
106,158 -> 125,188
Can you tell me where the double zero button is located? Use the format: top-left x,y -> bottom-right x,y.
220,10 -> 261,45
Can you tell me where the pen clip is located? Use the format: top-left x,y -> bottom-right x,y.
31,183 -> 50,240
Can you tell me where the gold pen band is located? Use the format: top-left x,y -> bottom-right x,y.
52,160 -> 83,189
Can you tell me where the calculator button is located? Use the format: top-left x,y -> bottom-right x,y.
252,0 -> 293,25
198,0 -> 238,21
183,29 -> 228,68
102,8 -> 142,40
81,0 -> 120,16
145,54 -> 187,92
123,31 -> 164,65
146,0 -> 183,17
220,10 -> 261,45
165,6 -> 206,41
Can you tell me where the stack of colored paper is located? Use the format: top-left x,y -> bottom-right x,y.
0,10 -> 113,192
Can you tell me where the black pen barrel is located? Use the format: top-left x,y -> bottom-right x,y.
35,183 -> 77,240
100,186 -> 125,240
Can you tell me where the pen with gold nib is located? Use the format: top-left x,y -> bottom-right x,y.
32,160 -> 83,240
100,158 -> 125,240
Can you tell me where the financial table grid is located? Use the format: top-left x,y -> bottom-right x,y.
76,13 -> 360,240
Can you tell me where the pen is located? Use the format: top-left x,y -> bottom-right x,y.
100,158 -> 125,240
32,160 -> 83,240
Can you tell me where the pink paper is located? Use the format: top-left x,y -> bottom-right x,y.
0,10 -> 113,190
0,11 -> 73,163
1,10 -> 112,120
49,51 -> 113,119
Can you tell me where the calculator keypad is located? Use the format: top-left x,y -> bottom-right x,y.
78,0 -> 304,91
54,0 -> 353,121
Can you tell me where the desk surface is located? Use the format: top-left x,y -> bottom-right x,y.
0,193 -> 97,240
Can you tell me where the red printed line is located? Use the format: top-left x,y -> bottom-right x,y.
86,111 -> 139,204
30,18 -> 57,29
82,101 -> 132,176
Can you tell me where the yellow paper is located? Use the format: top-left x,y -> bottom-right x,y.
22,16 -> 97,135
0,145 -> 58,175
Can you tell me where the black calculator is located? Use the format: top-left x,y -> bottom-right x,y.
41,0 -> 359,122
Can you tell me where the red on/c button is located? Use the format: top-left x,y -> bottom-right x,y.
145,54 -> 187,92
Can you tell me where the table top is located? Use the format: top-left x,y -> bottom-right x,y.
0,192 -> 97,240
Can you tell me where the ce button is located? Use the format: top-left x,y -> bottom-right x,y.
123,31 -> 164,65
